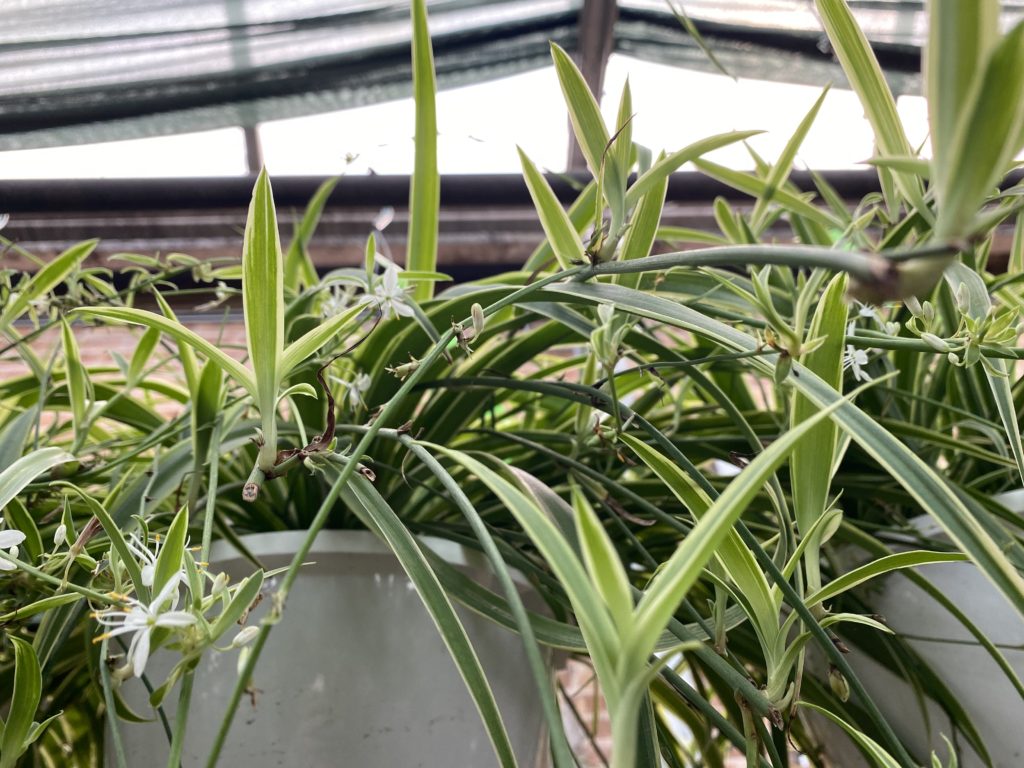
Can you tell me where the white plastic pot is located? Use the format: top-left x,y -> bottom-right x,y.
819,490 -> 1024,767
110,530 -> 555,767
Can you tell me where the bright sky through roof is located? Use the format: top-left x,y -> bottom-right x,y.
0,56 -> 930,179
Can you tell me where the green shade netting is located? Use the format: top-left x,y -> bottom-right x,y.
1,0 -> 1020,151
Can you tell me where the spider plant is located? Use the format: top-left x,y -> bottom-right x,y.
2,1 -> 1024,767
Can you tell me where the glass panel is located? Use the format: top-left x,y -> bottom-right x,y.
0,127 -> 248,179
260,66 -> 569,175
601,54 -> 933,170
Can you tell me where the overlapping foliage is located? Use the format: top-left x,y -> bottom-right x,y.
2,0 -> 1024,766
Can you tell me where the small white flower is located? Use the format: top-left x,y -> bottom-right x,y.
321,284 -> 354,319
210,571 -> 230,597
854,301 -> 878,320
195,281 -> 234,312
339,372 -> 371,411
843,345 -> 872,382
359,265 -> 415,320
92,574 -> 196,678
0,528 -> 26,572
126,533 -> 159,588
53,523 -> 68,548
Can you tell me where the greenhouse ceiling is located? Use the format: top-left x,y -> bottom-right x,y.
1,0 -> 1022,159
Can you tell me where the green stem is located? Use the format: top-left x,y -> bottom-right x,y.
165,672 -> 193,768
101,637 -> 129,768
849,331 -> 1024,359
609,692 -> 641,768
399,436 -> 577,768
200,420 -> 223,562
203,264 -> 586,768
0,550 -> 113,604
585,244 -> 893,286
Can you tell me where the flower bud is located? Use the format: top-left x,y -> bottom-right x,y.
236,646 -> 251,676
955,282 -> 970,314
53,523 -> 67,547
920,332 -> 949,352
470,303 -> 485,337
230,626 -> 260,648
211,572 -> 229,597
828,665 -> 850,702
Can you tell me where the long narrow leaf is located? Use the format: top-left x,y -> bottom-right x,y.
543,281 -> 1024,617
0,637 -> 42,768
550,42 -> 609,177
518,148 -> 585,269
337,471 -> 519,768
242,169 -> 285,424
407,0 -> 440,302
0,240 -> 96,329
69,307 -> 256,394
0,448 -> 75,512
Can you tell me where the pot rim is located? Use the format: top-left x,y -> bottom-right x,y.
209,529 -> 530,587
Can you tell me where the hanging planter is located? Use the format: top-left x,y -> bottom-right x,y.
111,530 -> 557,767
817,490 -> 1024,768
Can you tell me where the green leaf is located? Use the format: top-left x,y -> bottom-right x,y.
285,176 -> 340,293
3,499 -> 42,564
800,703 -> 902,768
605,81 -> 633,233
337,470 -> 519,768
242,169 -> 286,444
618,164 -> 668,291
0,448 -> 76,513
277,383 -> 317,403
814,0 -> 928,218
752,86 -> 830,227
616,432 -> 776,640
127,326 -> 162,385
655,226 -> 729,246
542,281 -> 1024,617
399,270 -> 452,283
0,406 -> 39,470
791,273 -> 848,535
69,307 -> 256,395
693,159 -> 838,229
944,262 -> 1024,484
626,131 -> 761,208
627,392 -> 847,662
408,0 -> 440,302
209,571 -> 264,642
571,483 -> 633,632
938,19 -> 1024,238
927,0 -> 999,203
153,290 -> 200,395
0,637 -> 42,768
0,594 -> 82,624
523,182 -> 598,271
428,448 -> 618,691
152,506 -> 188,595
24,712 -> 62,748
60,318 -> 90,443
865,156 -> 932,178
279,304 -> 364,376
518,147 -> 585,269
58,483 -> 148,603
0,239 -> 96,329
806,551 -> 968,606
550,42 -> 609,178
